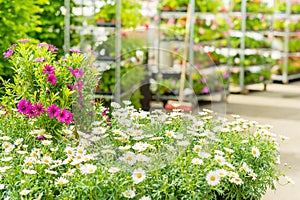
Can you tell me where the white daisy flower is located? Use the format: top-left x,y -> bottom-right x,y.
251,146 -> 260,158
132,142 -> 148,152
41,140 -> 52,146
55,177 -> 69,185
216,169 -> 227,177
214,150 -> 225,156
64,147 -> 76,156
249,172 -> 257,180
16,150 -> 27,155
198,152 -> 211,159
165,130 -> 176,138
206,171 -> 221,186
285,176 -> 295,184
192,158 -> 203,165
62,168 -> 76,177
24,157 -> 36,167
45,169 -> 58,175
108,167 -> 121,174
193,145 -> 202,153
119,145 -> 132,151
41,155 -> 53,165
0,136 -> 11,141
80,164 -> 97,174
119,152 -> 136,165
177,140 -> 190,146
122,190 -> 136,198
14,138 -> 24,145
136,154 -> 151,163
224,147 -> 234,154
140,196 -> 151,200
22,169 -> 37,175
1,157 -> 13,162
215,155 -> 226,166
132,168 -> 146,184
0,184 -> 4,190
230,177 -> 243,185
20,189 -> 31,195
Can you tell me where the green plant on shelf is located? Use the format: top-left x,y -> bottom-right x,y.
228,54 -> 274,67
230,36 -> 271,49
195,0 -> 223,13
160,0 -> 188,11
232,15 -> 269,31
97,64 -> 147,108
276,0 -> 300,14
161,17 -> 186,41
274,19 -> 300,31
230,68 -> 271,86
95,34 -> 148,61
194,17 -> 228,43
94,0 -> 144,28
272,57 -> 300,75
232,0 -> 273,13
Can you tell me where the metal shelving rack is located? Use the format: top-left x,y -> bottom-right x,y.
90,0 -> 122,103
272,1 -> 300,83
155,0 -> 229,102
228,0 -> 274,93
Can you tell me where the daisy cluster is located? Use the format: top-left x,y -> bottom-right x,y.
0,125 -> 97,199
74,102 -> 292,199
0,101 -> 293,199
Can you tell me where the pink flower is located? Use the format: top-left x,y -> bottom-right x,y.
202,87 -> 210,94
18,39 -> 30,43
3,49 -> 13,59
43,65 -> 56,74
199,28 -> 205,35
69,49 -> 81,53
69,67 -> 84,78
47,104 -> 60,119
47,74 -> 57,85
56,109 -> 69,123
34,57 -> 45,62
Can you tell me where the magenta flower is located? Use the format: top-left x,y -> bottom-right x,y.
17,99 -> 29,114
75,81 -> 84,91
38,43 -> 58,54
34,57 -> 45,62
3,49 -> 13,59
47,104 -> 60,119
47,74 -> 57,85
27,105 -> 38,118
202,87 -> 210,94
43,65 -> 56,74
223,73 -> 229,79
37,135 -> 46,140
69,67 -> 84,78
18,39 -> 30,43
56,109 -> 68,123
64,111 -> 73,125
33,102 -> 45,116
201,78 -> 207,84
66,84 -> 74,90
69,49 -> 81,53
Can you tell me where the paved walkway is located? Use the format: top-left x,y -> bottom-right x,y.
200,81 -> 300,200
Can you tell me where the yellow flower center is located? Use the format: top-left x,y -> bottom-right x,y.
136,173 -> 142,178
210,176 -> 216,181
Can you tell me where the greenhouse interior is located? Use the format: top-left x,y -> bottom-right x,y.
0,0 -> 299,199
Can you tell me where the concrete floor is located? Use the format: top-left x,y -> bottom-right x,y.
200,81 -> 300,200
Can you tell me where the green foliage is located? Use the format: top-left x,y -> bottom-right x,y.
0,0 -> 47,79
1,41 -> 99,135
94,0 -> 145,28
28,0 -> 80,56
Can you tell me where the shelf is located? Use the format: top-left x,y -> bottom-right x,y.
230,12 -> 273,18
96,22 -> 117,27
273,31 -> 300,37
157,91 -> 227,101
273,13 -> 300,19
272,73 -> 300,82
96,56 -> 116,62
94,92 -> 114,99
230,65 -> 270,73
160,11 -> 187,18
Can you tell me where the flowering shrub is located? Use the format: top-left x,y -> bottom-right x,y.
1,40 -> 99,136
0,102 -> 293,199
